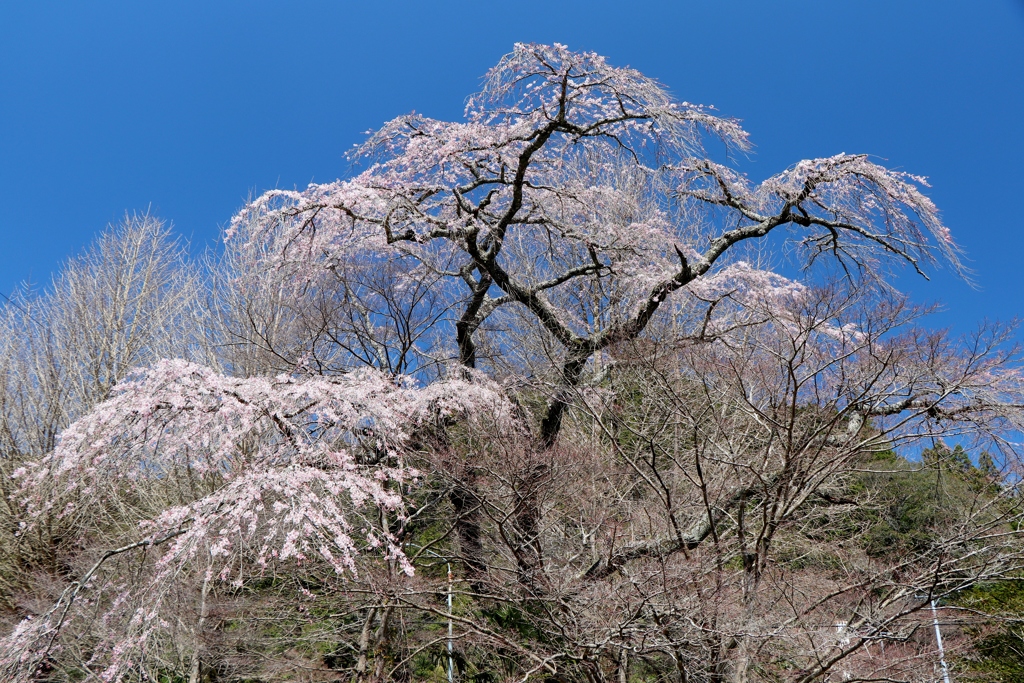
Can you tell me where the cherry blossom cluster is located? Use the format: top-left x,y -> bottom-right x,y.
224,44 -> 753,331
3,359 -> 514,681
227,44 -> 959,357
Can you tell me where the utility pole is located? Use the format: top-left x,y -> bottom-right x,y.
444,565 -> 452,683
931,599 -> 952,683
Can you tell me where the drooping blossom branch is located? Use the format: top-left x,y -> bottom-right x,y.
1,359 -> 514,681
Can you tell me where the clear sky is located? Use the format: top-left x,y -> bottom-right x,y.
1,1 -> 1022,335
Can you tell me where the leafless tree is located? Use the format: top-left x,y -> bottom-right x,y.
1,45 -> 1022,683
0,213 -> 203,611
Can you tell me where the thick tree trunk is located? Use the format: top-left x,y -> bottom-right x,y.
539,353 -> 590,447
450,270 -> 493,587
449,481 -> 487,590
455,270 -> 491,370
511,460 -> 549,591
354,606 -> 377,682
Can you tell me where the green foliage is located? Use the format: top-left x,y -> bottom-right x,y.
482,603 -> 542,642
954,581 -> 1024,682
853,444 -> 999,558
850,445 -> 1022,680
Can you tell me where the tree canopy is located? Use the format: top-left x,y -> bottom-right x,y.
1,44 -> 1022,683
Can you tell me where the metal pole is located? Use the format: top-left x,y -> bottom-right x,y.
931,599 -> 952,683
444,561 -> 452,683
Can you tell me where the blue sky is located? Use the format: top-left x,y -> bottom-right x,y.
1,1 -> 1022,335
